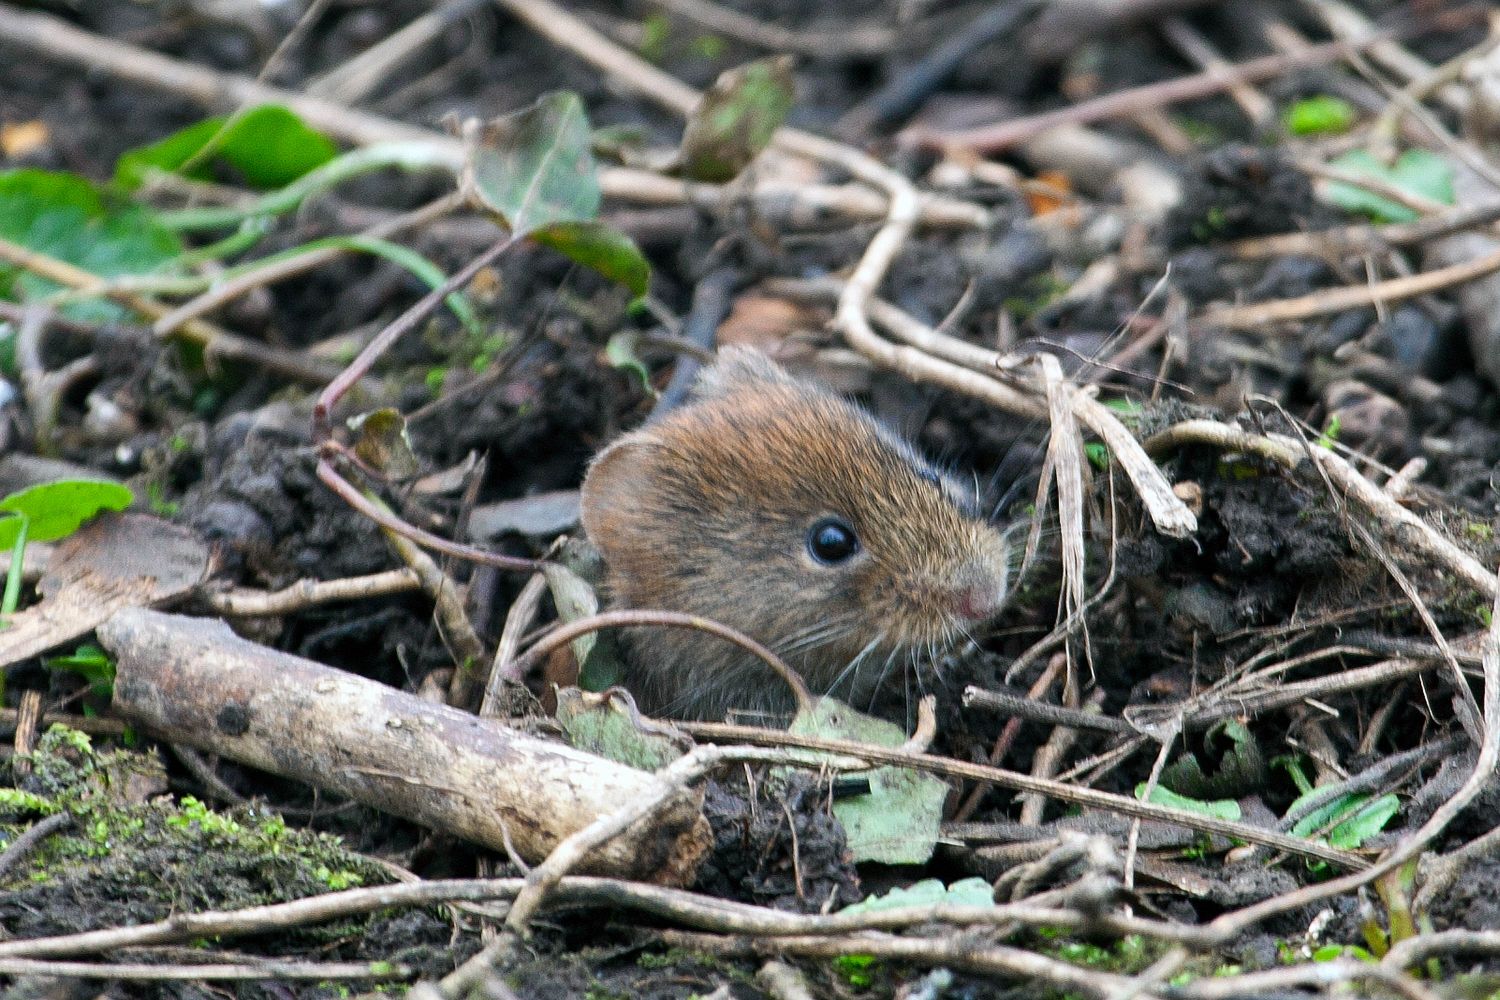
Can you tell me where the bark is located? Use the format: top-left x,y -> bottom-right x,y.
101,608 -> 710,885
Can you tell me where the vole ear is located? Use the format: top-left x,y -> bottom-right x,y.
579,433 -> 667,561
692,346 -> 797,401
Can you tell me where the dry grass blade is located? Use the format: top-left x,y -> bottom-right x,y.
1035,355 -> 1088,655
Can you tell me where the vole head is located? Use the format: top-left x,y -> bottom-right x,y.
580,347 -> 1012,720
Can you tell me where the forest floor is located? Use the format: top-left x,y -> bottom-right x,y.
4,0 -> 1500,997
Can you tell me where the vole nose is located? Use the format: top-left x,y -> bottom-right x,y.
950,568 -> 1009,624
954,586 -> 1003,623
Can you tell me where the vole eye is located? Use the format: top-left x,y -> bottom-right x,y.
807,517 -> 860,565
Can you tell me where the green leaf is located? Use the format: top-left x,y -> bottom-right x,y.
1328,793 -> 1399,849
1326,149 -> 1455,223
555,688 -> 683,771
787,699 -> 948,865
42,643 -> 116,699
604,331 -> 657,397
1284,95 -> 1357,136
1160,719 -> 1267,799
543,560 -> 601,672
467,92 -> 601,237
116,105 -> 338,191
554,538 -> 621,692
1290,789 -> 1399,848
533,221 -> 650,299
0,479 -> 133,552
840,878 -> 994,916
678,56 -> 794,182
1135,782 -> 1242,821
0,170 -> 183,322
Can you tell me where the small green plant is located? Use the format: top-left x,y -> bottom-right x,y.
1316,413 -> 1341,449
1191,205 -> 1230,241
0,788 -> 59,815
833,953 -> 877,989
638,13 -> 671,63
0,479 -> 133,621
1284,95 -> 1357,136
314,864 -> 364,890
146,482 -> 181,517
43,643 -> 116,702
690,33 -> 727,59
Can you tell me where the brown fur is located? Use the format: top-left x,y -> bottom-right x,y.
580,348 -> 1011,720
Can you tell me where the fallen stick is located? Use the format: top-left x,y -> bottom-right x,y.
0,5 -> 984,230
100,609 -> 710,885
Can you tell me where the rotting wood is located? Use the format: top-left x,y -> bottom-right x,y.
100,608 -> 711,885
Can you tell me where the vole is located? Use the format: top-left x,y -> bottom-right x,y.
580,348 -> 1013,721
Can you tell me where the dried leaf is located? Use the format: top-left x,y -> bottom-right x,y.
677,57 -> 794,182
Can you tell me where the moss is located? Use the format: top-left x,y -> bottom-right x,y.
1,725 -> 385,942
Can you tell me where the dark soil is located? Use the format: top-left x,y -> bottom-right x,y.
3,0 -> 1500,997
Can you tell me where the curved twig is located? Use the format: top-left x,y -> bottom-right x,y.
509,609 -> 812,715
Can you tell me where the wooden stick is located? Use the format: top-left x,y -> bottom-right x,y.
101,608 -> 710,884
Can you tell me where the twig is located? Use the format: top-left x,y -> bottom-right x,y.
0,709 -> 126,739
0,812 -> 72,880
508,609 -> 811,715
1301,0 -> 1470,114
153,191 -> 465,338
679,721 -> 1366,868
1172,960 -> 1435,1000
1142,418 -> 1302,467
1315,444 -> 1499,602
306,0 -> 491,102
0,5 -> 985,230
1159,17 -> 1274,125
659,929 -> 1159,1000
313,233 -> 517,437
642,0 -> 895,56
0,871 -> 1201,962
1298,158 -> 1451,216
315,457 -> 539,572
773,275 -> 1197,538
836,0 -> 1032,134
1370,26 -> 1500,151
963,688 -> 1135,735
0,237 -> 340,386
483,570 -> 549,713
951,655 -> 1066,824
0,958 -> 411,982
206,569 -> 422,616
902,32 -> 1392,152
1227,199 -> 1500,259
1199,244 -> 1500,329
422,745 -> 862,998
1384,929 -> 1500,972
1145,418 -> 1498,602
1188,566 -> 1500,956
378,517 -> 488,707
